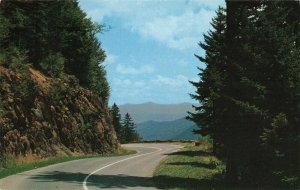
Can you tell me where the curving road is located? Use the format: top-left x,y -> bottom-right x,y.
0,143 -> 182,190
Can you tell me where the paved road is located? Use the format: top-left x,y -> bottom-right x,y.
0,143 -> 182,190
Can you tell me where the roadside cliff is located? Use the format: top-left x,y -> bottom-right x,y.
0,66 -> 118,159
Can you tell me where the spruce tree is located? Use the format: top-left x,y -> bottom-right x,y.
122,113 -> 140,143
188,7 -> 227,158
111,103 -> 122,142
0,8 -> 9,46
252,1 -> 300,186
0,0 -> 110,103
224,1 -> 299,184
190,1 -> 300,186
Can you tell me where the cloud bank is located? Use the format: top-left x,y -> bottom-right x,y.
80,0 -> 224,51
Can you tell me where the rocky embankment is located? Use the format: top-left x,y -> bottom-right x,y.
0,66 -> 118,159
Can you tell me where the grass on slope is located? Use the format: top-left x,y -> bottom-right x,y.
154,141 -> 227,190
0,148 -> 135,179
154,141 -> 290,190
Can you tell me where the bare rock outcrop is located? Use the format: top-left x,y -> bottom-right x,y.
0,66 -> 118,159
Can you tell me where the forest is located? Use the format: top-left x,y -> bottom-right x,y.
189,1 -> 300,187
111,103 -> 141,143
0,0 -> 109,104
0,0 -> 299,188
0,0 -> 140,158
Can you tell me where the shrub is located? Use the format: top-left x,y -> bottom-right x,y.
49,85 -> 64,102
0,154 -> 16,168
40,53 -> 65,78
6,47 -> 30,73
0,99 -> 5,116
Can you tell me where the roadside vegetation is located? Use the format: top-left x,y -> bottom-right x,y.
154,138 -> 288,190
0,147 -> 135,179
0,0 -> 118,174
111,103 -> 141,143
154,138 -> 226,190
188,1 -> 299,188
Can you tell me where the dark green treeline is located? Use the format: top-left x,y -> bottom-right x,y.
189,1 -> 300,188
0,0 -> 109,103
111,103 -> 140,143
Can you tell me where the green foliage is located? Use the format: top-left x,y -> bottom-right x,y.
121,113 -> 140,143
0,150 -> 136,179
0,75 -> 5,117
2,47 -> 36,99
154,142 -> 226,190
0,154 -> 17,168
80,122 -> 91,133
12,78 -> 35,100
0,0 -> 110,102
0,9 -> 9,42
40,52 -> 65,78
0,100 -> 5,117
6,47 -> 30,73
199,136 -> 213,148
0,1 -> 115,177
0,52 -> 5,66
80,120 -> 97,134
188,7 -> 227,157
190,1 -> 300,187
111,103 -> 122,141
110,104 -> 140,143
49,85 -> 64,102
261,113 -> 288,146
261,113 -> 299,187
86,60 -> 110,104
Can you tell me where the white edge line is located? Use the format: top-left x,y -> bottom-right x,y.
82,146 -> 162,190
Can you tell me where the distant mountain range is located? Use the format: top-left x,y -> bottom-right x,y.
136,118 -> 198,141
118,102 -> 199,140
119,102 -> 196,124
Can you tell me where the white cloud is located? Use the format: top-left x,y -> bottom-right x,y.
111,77 -> 152,103
153,74 -> 189,87
113,78 -> 146,87
109,74 -> 197,104
104,53 -> 118,65
79,0 -> 224,51
133,10 -> 215,50
116,64 -> 154,75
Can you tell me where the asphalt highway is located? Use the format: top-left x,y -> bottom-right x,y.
0,143 -> 182,190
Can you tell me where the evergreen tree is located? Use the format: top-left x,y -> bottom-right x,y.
0,8 -> 9,46
111,103 -> 122,142
40,52 -> 65,78
250,1 -> 300,186
226,1 -> 299,185
188,7 -> 227,157
0,0 -> 110,103
190,1 -> 300,186
122,113 -> 140,143
223,1 -> 267,182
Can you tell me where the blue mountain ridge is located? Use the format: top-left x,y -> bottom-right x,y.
136,118 -> 198,141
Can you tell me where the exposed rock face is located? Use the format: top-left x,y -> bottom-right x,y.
0,66 -> 118,158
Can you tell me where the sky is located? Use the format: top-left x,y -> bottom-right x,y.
79,0 -> 225,105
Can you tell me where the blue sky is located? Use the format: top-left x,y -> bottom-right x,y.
79,0 -> 225,105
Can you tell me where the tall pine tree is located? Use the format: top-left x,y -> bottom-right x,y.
0,0 -> 110,103
122,113 -> 140,143
188,7 -> 227,157
111,103 -> 122,142
190,1 -> 300,186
